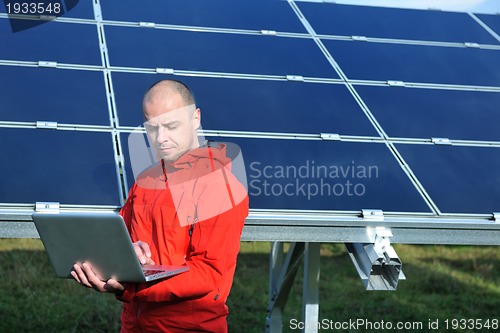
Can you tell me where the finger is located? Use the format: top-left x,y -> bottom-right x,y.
82,263 -> 106,292
137,241 -> 152,258
71,269 -> 81,284
142,243 -> 152,258
144,257 -> 156,265
134,241 -> 152,264
105,279 -> 125,293
134,244 -> 147,264
73,264 -> 92,288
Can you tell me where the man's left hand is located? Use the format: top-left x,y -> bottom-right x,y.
71,262 -> 126,294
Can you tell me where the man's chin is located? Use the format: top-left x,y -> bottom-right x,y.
158,147 -> 193,163
159,151 -> 182,163
160,155 -> 177,163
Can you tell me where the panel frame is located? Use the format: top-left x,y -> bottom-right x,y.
2,209 -> 500,245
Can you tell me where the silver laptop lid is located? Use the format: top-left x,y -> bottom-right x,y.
32,212 -> 188,282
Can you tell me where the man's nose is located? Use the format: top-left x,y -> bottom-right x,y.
156,127 -> 170,143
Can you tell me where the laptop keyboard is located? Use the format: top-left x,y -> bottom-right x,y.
143,269 -> 164,276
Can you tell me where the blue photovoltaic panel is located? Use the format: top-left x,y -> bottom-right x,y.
296,2 -> 499,44
111,72 -> 378,136
0,66 -> 110,125
324,40 -> 500,86
0,128 -> 120,205
477,14 -> 500,36
100,0 -> 306,34
59,0 -> 95,19
120,134 -> 431,212
216,138 -> 430,212
0,18 -> 101,65
396,144 -> 500,214
355,85 -> 500,141
104,26 -> 338,78
0,0 -> 499,219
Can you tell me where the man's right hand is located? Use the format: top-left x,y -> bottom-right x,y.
133,240 -> 155,265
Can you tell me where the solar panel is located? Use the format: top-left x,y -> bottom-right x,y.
0,66 -> 109,125
104,26 -> 338,78
297,2 -> 499,44
111,72 -> 377,135
0,19 -> 101,65
100,0 -> 306,33
355,85 -> 500,141
0,128 -> 120,206
396,144 -> 500,214
206,138 -> 432,212
323,40 -> 500,86
1,0 -> 500,225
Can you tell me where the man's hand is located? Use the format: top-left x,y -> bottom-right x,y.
133,240 -> 155,265
71,240 -> 153,293
71,262 -> 126,294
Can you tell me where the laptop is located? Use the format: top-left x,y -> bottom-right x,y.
32,212 -> 189,282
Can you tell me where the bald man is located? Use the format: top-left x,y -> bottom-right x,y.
72,80 -> 249,332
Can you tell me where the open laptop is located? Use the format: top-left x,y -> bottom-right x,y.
32,212 -> 189,282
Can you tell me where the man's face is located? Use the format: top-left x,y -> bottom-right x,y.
143,93 -> 200,162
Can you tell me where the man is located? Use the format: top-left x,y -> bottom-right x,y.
72,80 -> 249,332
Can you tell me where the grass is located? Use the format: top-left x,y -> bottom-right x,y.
0,239 -> 499,332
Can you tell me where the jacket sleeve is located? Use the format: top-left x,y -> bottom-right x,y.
118,180 -> 249,303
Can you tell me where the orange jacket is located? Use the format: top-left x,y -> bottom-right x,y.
118,143 -> 248,332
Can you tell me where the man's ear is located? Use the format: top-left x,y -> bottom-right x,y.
193,108 -> 201,130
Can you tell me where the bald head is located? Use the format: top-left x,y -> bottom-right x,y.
142,80 -> 201,162
143,80 -> 195,109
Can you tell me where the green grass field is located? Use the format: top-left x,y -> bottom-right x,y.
0,239 -> 498,332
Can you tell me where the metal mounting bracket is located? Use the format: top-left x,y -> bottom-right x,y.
345,227 -> 404,290
35,202 -> 60,213
432,137 -> 452,145
362,209 -> 384,221
320,133 -> 341,141
36,121 -> 58,129
156,68 -> 175,74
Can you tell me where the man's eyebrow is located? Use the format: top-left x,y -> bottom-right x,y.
144,120 -> 180,127
161,120 -> 181,126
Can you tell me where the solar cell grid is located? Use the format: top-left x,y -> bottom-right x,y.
99,0 -> 306,34
0,128 -> 120,205
0,0 -> 499,217
355,85 -> 500,142
0,66 -> 110,125
396,144 -> 500,214
0,18 -> 101,65
323,39 -> 500,86
111,72 -> 378,136
296,2 -> 500,44
104,25 -> 338,78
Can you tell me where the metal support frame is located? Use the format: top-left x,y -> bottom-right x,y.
266,242 -> 321,333
302,243 -> 320,333
266,242 -> 305,332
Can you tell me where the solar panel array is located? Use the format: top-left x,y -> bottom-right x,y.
1,0 -> 500,219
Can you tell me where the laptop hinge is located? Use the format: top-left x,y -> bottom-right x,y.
35,202 -> 60,213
